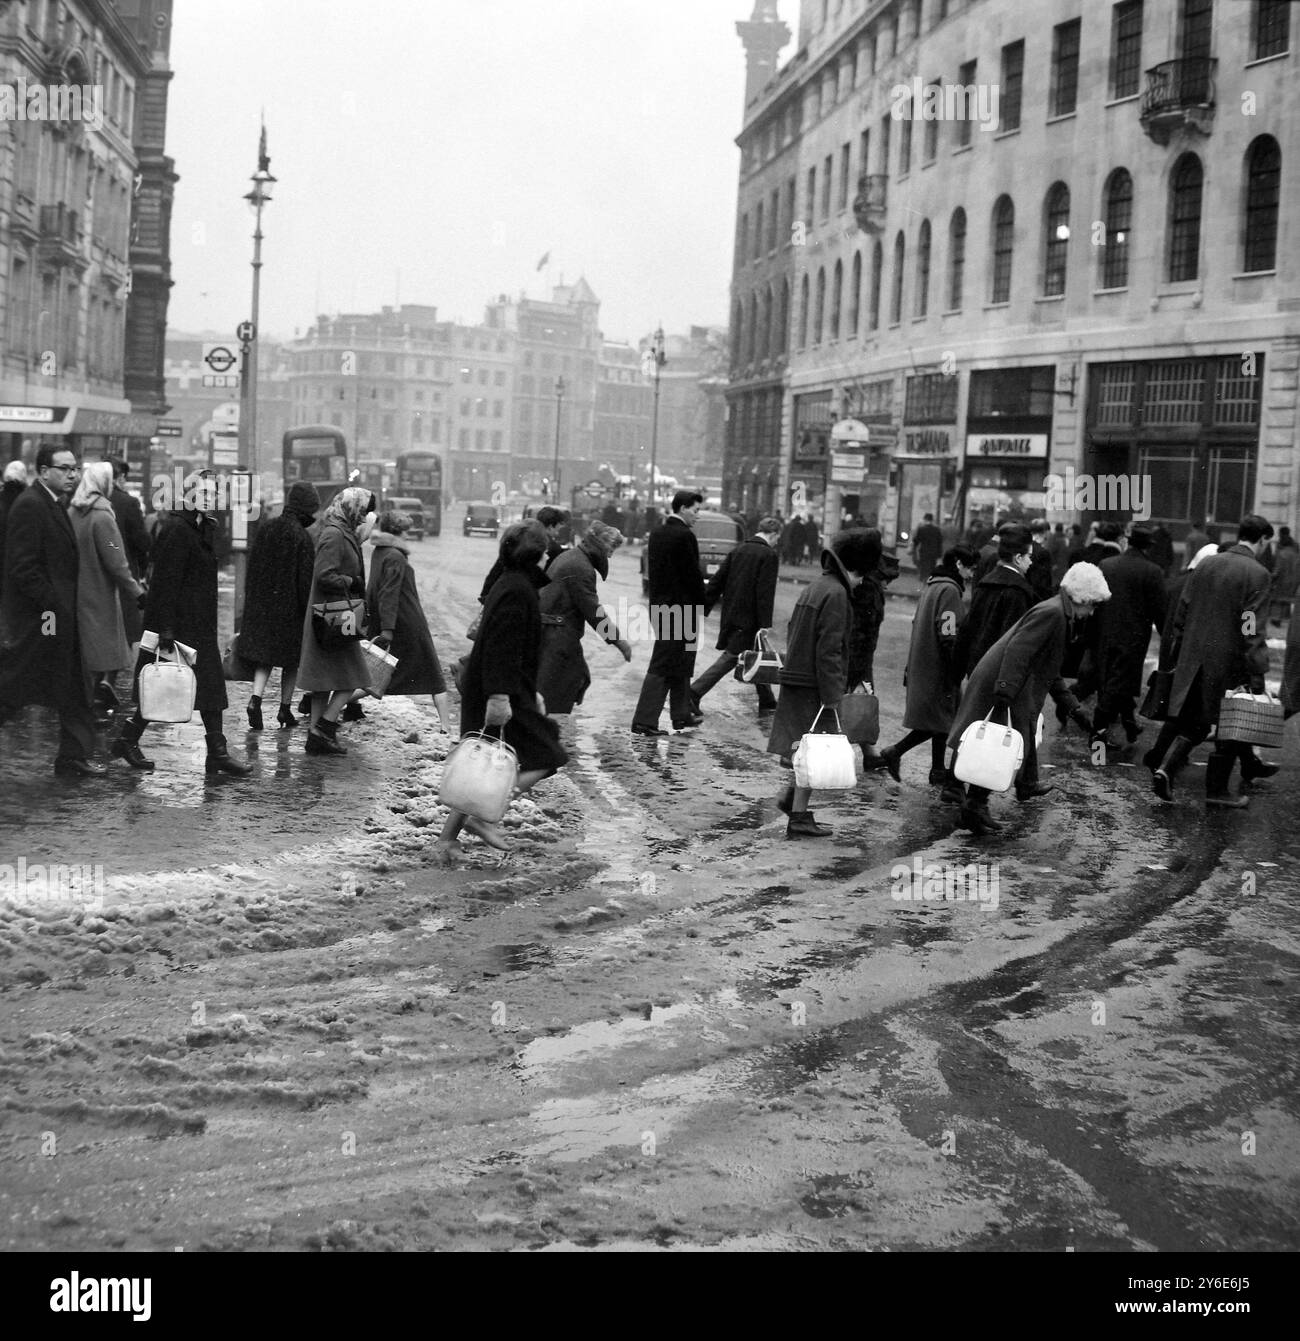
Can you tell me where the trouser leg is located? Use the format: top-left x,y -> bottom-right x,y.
632,671 -> 669,728
689,651 -> 738,700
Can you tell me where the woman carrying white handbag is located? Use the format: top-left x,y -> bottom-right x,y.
944,562 -> 1110,835
765,530 -> 883,839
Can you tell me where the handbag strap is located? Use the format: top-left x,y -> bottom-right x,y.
808,705 -> 843,734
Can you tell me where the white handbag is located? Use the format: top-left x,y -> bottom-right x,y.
955,709 -> 1025,793
438,729 -> 519,823
138,648 -> 196,723
792,707 -> 858,790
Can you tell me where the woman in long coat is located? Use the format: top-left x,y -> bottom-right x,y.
68,463 -> 143,705
436,521 -> 569,857
111,471 -> 251,776
365,509 -> 451,730
944,563 -> 1110,835
876,544 -> 977,784
296,487 -> 375,756
536,520 -> 630,715
766,529 -> 881,839
239,480 -> 320,730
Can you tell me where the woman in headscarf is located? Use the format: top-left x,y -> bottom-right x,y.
536,518 -> 632,716
69,461 -> 143,715
296,486 -> 376,755
238,480 -> 321,730
436,520 -> 569,858
365,509 -> 452,730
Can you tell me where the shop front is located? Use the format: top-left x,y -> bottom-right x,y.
961,367 -> 1055,531
789,389 -> 833,522
892,424 -> 957,547
1,404 -> 75,464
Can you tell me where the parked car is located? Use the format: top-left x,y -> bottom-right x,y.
463,502 -> 500,538
640,509 -> 745,595
381,495 -> 426,540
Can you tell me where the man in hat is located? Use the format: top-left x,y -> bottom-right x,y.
689,516 -> 781,713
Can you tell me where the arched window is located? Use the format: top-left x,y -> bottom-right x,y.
948,208 -> 966,310
830,259 -> 843,339
915,219 -> 932,317
779,279 -> 790,353
991,195 -> 1015,303
1244,135 -> 1281,272
849,250 -> 862,333
1168,153 -> 1203,282
890,230 -> 906,324
798,273 -> 810,348
1043,182 -> 1070,296
814,267 -> 826,344
761,285 -> 773,358
1101,169 -> 1132,289
869,240 -> 883,331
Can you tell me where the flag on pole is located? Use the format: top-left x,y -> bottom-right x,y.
536,251 -> 551,272
257,121 -> 270,173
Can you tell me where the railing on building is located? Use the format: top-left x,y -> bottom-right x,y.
1139,58 -> 1217,144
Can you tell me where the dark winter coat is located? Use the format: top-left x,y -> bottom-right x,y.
0,477 -> 28,589
1271,544 -> 1299,599
703,535 -> 778,654
536,540 -> 619,714
645,515 -> 704,678
140,510 -> 226,713
1183,528 -> 1209,569
70,497 -> 142,673
948,596 -> 1077,753
460,565 -> 567,774
110,482 -> 150,644
848,570 -> 886,688
1168,544 -> 1271,726
365,532 -> 446,695
912,522 -> 944,571
1097,549 -> 1167,703
1282,608 -> 1300,718
478,537 -> 564,605
296,519 -> 371,693
0,482 -> 87,712
1148,525 -> 1175,576
954,564 -> 1035,678
238,495 -> 317,668
903,571 -> 966,733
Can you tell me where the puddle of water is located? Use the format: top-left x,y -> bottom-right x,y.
514,1001 -> 700,1081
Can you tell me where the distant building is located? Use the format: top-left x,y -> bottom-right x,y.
595,340 -> 653,490
642,325 -> 729,491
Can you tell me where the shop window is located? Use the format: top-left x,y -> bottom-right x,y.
1142,360 -> 1204,424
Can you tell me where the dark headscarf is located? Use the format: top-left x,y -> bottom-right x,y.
285,481 -> 320,523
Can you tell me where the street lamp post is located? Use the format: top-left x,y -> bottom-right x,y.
647,326 -> 667,525
552,376 -> 565,503
240,127 -> 276,478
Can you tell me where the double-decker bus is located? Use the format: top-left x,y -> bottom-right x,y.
394,449 -> 443,535
353,458 -> 393,503
283,425 -> 349,510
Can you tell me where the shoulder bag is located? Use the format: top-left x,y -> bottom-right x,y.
311,597 -> 366,652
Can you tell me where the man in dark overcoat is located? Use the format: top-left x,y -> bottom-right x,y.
1092,527 -> 1168,748
955,531 -> 1036,678
1152,515 -> 1275,805
0,445 -> 104,775
630,489 -> 705,735
911,513 -> 944,585
688,516 -> 781,712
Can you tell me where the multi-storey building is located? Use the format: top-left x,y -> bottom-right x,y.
728,0 -> 1298,550
643,324 -> 730,488
1,0 -> 165,464
595,339 -> 653,482
446,307 -> 514,501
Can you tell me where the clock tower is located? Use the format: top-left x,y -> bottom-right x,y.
735,1 -> 791,113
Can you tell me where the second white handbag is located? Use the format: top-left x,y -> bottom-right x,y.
792,707 -> 858,790
138,648 -> 196,724
954,709 -> 1025,793
438,729 -> 519,823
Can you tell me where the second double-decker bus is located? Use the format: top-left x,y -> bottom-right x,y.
394,449 -> 443,535
283,425 -> 349,510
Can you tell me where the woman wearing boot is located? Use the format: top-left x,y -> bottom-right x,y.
435,521 -> 568,858
296,487 -> 376,756
876,545 -> 977,784
944,562 -> 1110,835
111,470 -> 252,776
68,462 -> 143,720
238,480 -> 320,730
766,529 -> 881,839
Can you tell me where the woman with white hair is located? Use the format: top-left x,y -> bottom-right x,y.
944,561 -> 1111,835
68,461 -> 143,715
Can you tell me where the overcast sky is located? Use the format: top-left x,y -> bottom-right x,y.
166,0 -> 798,345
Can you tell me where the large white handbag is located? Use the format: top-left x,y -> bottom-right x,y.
792,707 -> 858,790
138,648 -> 196,723
954,709 -> 1025,793
438,729 -> 519,823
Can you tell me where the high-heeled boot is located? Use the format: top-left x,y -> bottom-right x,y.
277,703 -> 298,729
246,694 -> 263,731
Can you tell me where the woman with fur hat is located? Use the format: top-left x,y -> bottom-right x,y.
365,509 -> 452,730
536,519 -> 632,716
944,562 -> 1111,835
239,480 -> 321,730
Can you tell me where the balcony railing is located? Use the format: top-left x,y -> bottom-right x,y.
1140,58 -> 1217,143
852,174 -> 888,232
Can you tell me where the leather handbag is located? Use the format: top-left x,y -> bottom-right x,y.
1139,668 -> 1174,721
792,707 -> 857,789
222,630 -> 254,682
439,728 -> 519,823
139,647 -> 196,723
1217,688 -> 1285,748
311,598 -> 366,652
838,686 -> 880,745
954,708 -> 1025,793
734,629 -> 783,685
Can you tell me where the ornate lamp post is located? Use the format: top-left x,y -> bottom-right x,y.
551,375 -> 566,502
646,326 -> 667,524
240,124 -> 275,477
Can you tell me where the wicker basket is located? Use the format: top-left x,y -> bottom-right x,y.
1217,690 -> 1284,748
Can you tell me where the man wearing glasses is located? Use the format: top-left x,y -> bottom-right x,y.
0,445 -> 105,776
